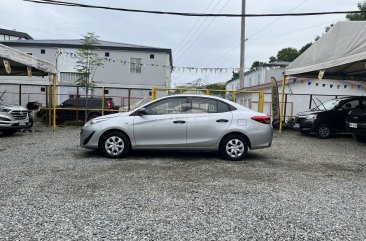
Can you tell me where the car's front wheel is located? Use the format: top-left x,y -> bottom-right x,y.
220,134 -> 248,161
316,124 -> 333,139
100,131 -> 130,158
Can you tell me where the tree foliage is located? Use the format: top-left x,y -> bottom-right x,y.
75,32 -> 104,92
346,2 -> 366,20
276,47 -> 299,62
269,56 -> 277,63
299,42 -> 312,55
75,32 -> 104,122
251,61 -> 264,70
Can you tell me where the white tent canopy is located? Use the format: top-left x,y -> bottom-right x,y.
0,43 -> 56,76
285,21 -> 366,81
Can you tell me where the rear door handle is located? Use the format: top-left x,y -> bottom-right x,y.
216,119 -> 229,123
173,120 -> 186,124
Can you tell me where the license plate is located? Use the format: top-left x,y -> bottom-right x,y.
294,123 -> 300,128
19,121 -> 27,126
349,123 -> 358,128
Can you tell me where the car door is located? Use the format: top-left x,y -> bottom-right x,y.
186,97 -> 233,148
335,99 -> 360,131
133,97 -> 188,148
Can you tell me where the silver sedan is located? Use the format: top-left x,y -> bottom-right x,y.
80,95 -> 273,161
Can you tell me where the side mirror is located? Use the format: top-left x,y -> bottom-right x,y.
137,107 -> 148,116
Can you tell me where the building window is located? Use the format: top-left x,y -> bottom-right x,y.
105,52 -> 109,57
41,49 -> 46,54
130,58 -> 142,74
150,54 -> 154,59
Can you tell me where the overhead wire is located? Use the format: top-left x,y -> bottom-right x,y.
174,0 -> 232,62
174,0 -> 219,52
22,0 -> 366,18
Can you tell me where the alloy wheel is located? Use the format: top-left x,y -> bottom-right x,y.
226,139 -> 245,158
105,136 -> 125,156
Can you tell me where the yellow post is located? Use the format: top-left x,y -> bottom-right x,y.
206,89 -> 210,95
258,92 -> 264,113
53,74 -> 57,130
151,87 -> 157,100
102,86 -> 105,116
279,76 -> 286,132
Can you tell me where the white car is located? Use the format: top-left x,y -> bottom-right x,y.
80,95 -> 273,161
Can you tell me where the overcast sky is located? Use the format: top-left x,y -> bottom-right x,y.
0,0 -> 363,86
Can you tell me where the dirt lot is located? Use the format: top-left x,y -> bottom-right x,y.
0,127 -> 365,240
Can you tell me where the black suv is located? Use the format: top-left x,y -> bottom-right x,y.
37,97 -> 119,123
294,96 -> 366,139
345,108 -> 366,142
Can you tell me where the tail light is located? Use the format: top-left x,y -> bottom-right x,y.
251,116 -> 271,124
106,99 -> 111,109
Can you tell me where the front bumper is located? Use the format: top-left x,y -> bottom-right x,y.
294,118 -> 317,133
0,120 -> 31,131
80,125 -> 100,150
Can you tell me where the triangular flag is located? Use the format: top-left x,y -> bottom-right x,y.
27,66 -> 32,78
330,84 -> 333,88
337,85 -> 340,89
3,60 -> 11,74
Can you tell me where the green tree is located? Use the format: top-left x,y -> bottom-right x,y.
75,32 -> 104,122
269,56 -> 277,63
299,42 -> 312,55
276,47 -> 299,62
251,61 -> 264,70
205,83 -> 226,98
230,71 -> 239,80
346,2 -> 366,20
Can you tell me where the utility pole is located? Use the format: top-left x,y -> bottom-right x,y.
239,0 -> 246,89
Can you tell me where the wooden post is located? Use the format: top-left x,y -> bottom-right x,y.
128,88 -> 131,111
279,76 -> 286,132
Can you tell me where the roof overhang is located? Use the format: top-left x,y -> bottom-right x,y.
285,21 -> 366,82
0,43 -> 56,76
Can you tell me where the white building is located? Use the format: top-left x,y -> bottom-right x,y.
225,62 -> 366,118
0,39 -> 172,106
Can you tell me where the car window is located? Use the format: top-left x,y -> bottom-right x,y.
218,101 -> 232,113
191,98 -> 218,113
340,99 -> 359,110
145,97 -> 188,115
62,99 -> 75,107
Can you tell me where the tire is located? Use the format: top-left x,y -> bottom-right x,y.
99,131 -> 130,158
1,129 -> 18,135
315,124 -> 333,139
352,134 -> 366,143
220,134 -> 248,161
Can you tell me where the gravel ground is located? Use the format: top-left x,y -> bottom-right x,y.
0,127 -> 365,240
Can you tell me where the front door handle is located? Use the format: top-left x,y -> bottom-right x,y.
216,119 -> 229,123
173,120 -> 186,124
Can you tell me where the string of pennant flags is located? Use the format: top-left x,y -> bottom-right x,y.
289,78 -> 366,90
61,51 -> 248,74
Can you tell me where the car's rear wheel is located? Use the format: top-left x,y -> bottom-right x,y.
220,134 -> 248,161
100,131 -> 130,158
316,124 -> 333,139
352,134 -> 366,143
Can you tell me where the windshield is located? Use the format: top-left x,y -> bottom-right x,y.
315,99 -> 342,111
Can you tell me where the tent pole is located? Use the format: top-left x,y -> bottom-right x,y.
53,74 -> 57,130
279,75 -> 286,132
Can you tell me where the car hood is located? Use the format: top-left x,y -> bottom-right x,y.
93,111 -> 132,121
297,110 -> 323,116
0,103 -> 28,111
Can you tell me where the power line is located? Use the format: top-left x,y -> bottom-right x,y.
174,0 -> 232,62
174,0 -> 219,51
175,0 -> 225,55
247,0 -> 310,39
23,0 -> 365,18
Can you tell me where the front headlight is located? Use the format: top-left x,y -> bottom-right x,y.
84,117 -> 108,127
306,114 -> 317,120
0,108 -> 11,113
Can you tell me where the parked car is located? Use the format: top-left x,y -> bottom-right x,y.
294,96 -> 366,139
37,97 -> 119,123
345,108 -> 366,142
80,95 -> 273,161
0,103 -> 32,135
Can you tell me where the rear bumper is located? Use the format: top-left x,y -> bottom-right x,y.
345,121 -> 366,136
